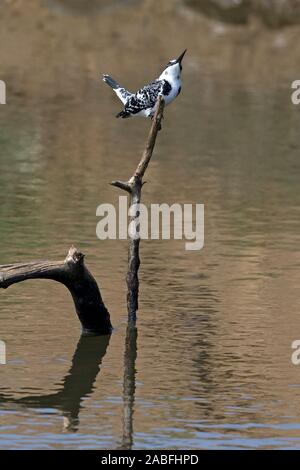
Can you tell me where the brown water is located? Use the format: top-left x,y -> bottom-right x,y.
1,1 -> 300,451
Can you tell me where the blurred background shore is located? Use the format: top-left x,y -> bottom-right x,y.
1,0 -> 300,103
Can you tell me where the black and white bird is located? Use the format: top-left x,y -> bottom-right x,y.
102,50 -> 187,120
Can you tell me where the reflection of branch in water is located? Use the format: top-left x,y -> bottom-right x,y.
0,335 -> 110,432
190,286 -> 225,421
121,325 -> 137,450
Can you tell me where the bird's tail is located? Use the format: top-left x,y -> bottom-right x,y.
116,110 -> 131,119
103,74 -> 120,90
102,74 -> 131,106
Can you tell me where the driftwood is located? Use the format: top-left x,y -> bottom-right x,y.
0,246 -> 112,336
111,96 -> 165,323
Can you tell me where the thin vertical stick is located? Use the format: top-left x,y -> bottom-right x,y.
111,96 -> 165,323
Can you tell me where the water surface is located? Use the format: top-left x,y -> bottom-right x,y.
1,6 -> 300,450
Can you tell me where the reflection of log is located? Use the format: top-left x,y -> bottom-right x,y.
0,334 -> 111,432
0,246 -> 112,336
121,325 -> 137,450
111,97 -> 165,323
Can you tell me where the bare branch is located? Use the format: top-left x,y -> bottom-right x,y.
110,180 -> 132,193
134,96 -> 165,180
111,96 -> 165,323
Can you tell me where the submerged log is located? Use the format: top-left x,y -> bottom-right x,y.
0,246 -> 112,336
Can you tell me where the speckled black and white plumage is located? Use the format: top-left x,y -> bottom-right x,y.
116,79 -> 172,119
102,50 -> 186,120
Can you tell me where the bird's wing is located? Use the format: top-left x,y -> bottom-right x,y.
125,80 -> 163,115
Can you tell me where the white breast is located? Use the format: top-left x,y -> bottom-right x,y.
164,81 -> 181,105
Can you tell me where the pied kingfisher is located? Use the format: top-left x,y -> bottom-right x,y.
102,50 -> 186,120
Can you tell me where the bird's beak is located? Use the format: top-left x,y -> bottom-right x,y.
176,49 -> 187,65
